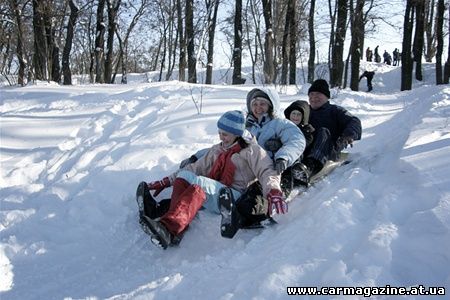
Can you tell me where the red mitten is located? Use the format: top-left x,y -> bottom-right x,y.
147,177 -> 171,197
267,189 -> 288,216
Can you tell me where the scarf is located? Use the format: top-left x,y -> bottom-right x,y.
208,143 -> 242,187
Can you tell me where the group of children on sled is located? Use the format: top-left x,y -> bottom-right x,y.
135,79 -> 362,249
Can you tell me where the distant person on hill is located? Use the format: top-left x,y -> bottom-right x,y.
290,79 -> 362,183
366,47 -> 373,62
393,48 -> 400,66
359,70 -> 375,92
374,45 -> 381,63
383,50 -> 392,65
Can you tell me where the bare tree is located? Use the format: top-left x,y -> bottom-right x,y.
262,0 -> 275,84
435,0 -> 444,84
288,0 -> 297,85
330,0 -> 348,88
232,0 -> 245,84
33,0 -> 49,80
349,0 -> 364,91
177,0 -> 186,81
424,0 -> 436,62
243,0 -> 263,84
104,0 -> 121,83
280,0 -> 295,85
94,0 -> 106,83
8,0 -> 27,85
186,0 -> 196,83
413,0 -> 425,81
401,0 -> 414,91
205,0 -> 219,84
307,0 -> 315,83
62,0 -> 79,85
445,5 -> 450,84
113,0 -> 151,84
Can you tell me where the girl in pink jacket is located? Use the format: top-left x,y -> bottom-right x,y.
136,110 -> 287,249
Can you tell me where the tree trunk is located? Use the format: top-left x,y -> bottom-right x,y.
288,0 -> 297,85
10,0 -> 27,86
424,0 -> 435,62
281,0 -> 296,85
232,0 -> 244,84
444,6 -> 450,83
350,0 -> 364,91
401,0 -> 414,91
62,0 -> 79,85
435,0 -> 444,84
330,0 -> 347,88
206,0 -> 219,84
186,0 -> 196,83
46,5 -> 60,83
244,0 -> 260,84
307,0 -> 316,83
105,0 -> 121,84
33,0 -> 49,81
280,0 -> 291,85
262,0 -> 275,84
413,0 -> 425,81
95,0 -> 106,83
177,0 -> 186,81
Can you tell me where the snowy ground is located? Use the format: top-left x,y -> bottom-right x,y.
1,64 -> 450,299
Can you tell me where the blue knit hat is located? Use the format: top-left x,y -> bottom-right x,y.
217,110 -> 245,136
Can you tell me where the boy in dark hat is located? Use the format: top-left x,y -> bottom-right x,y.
292,79 -> 362,183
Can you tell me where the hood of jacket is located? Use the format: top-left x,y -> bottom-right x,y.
283,100 -> 310,126
246,87 -> 281,118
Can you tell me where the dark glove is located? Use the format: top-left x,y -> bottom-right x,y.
302,124 -> 315,134
267,189 -> 288,216
275,159 -> 287,175
179,155 -> 198,168
147,177 -> 171,197
264,138 -> 283,152
337,136 -> 354,150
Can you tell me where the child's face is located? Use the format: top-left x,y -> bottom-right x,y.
289,110 -> 303,125
218,129 -> 238,147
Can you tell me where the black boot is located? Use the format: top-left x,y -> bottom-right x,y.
292,158 -> 323,185
139,215 -> 173,250
136,182 -> 170,219
291,163 -> 312,185
136,181 -> 156,218
219,187 -> 241,239
280,168 -> 294,197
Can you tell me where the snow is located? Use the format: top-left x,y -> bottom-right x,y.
1,63 -> 450,299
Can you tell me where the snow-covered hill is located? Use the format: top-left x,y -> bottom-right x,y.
1,64 -> 449,299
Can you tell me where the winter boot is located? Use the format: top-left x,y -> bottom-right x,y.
219,187 -> 241,239
280,169 -> 294,197
140,215 -> 173,250
292,158 -> 323,186
136,182 -> 171,219
136,181 -> 156,218
291,163 -> 311,186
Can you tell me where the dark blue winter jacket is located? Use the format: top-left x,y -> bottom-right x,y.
309,101 -> 362,144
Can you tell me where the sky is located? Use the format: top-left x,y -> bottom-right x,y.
1,61 -> 449,299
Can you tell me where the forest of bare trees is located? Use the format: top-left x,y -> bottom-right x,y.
1,0 -> 449,90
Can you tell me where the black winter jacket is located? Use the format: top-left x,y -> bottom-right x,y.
309,101 -> 362,144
